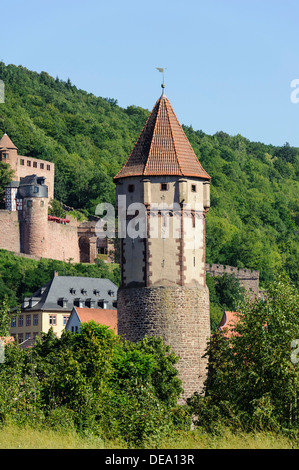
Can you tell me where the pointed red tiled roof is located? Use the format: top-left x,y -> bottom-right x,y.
0,133 -> 17,150
114,95 -> 210,180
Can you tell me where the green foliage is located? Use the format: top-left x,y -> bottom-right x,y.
48,199 -> 66,218
0,297 -> 12,336
0,322 -> 184,447
188,276 -> 299,433
207,272 -> 246,333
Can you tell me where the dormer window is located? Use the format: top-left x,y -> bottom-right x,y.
70,288 -> 76,295
58,297 -> 68,308
81,289 -> 87,296
98,300 -> 109,309
93,289 -> 100,296
75,298 -> 84,308
108,290 -> 115,296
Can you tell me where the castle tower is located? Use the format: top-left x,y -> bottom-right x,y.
0,133 -> 18,173
114,86 -> 211,399
18,175 -> 49,257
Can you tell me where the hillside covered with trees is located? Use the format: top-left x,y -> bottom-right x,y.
0,62 -> 298,286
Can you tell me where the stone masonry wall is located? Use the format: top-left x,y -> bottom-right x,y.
46,218 -> 80,263
0,210 -> 21,252
117,284 -> 210,401
206,263 -> 259,296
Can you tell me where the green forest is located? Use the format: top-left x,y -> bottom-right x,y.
0,62 -> 298,288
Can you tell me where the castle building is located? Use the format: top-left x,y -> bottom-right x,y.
114,85 -> 211,399
0,133 -> 54,200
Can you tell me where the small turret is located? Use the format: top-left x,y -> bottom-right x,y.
18,175 -> 49,257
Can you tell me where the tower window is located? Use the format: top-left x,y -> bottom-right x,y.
128,184 -> 134,193
160,183 -> 169,191
27,200 -> 33,207
34,186 -> 39,193
1,152 -> 9,161
40,201 -> 44,207
191,184 -> 197,192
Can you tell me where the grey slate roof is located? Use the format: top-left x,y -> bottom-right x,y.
21,275 -> 118,312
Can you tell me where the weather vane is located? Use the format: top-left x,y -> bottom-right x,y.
156,67 -> 167,95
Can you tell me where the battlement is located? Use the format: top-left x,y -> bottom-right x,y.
206,263 -> 260,296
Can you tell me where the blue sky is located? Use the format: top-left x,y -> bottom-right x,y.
1,0 -> 299,146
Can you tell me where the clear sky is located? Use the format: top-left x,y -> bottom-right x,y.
1,0 -> 299,146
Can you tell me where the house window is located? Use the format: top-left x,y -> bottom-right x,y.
26,315 -> 31,326
27,160 -> 31,167
49,315 -> 56,326
18,315 -> 23,327
128,184 -> 134,193
11,317 -> 16,327
18,334 -> 23,344
33,314 -> 38,326
20,159 -> 24,165
40,163 -> 44,169
63,315 -> 70,326
26,332 -> 31,340
33,161 -> 37,168
47,164 -> 50,171
160,183 -> 169,191
191,184 -> 197,192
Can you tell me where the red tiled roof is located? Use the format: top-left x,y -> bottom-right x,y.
0,133 -> 17,150
0,336 -> 15,344
114,95 -> 210,180
75,307 -> 117,333
218,311 -> 240,338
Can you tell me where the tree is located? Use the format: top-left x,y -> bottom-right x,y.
192,276 -> 299,431
214,273 -> 246,310
0,297 -> 12,336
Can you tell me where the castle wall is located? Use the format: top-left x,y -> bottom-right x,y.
117,284 -> 210,400
0,210 -> 21,252
206,263 -> 260,296
46,216 -> 80,263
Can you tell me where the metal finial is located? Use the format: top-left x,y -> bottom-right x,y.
156,67 -> 166,96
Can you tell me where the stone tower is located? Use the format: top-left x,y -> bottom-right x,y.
114,87 -> 211,399
18,175 -> 49,257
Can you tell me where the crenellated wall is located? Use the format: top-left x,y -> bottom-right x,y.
206,263 -> 260,296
